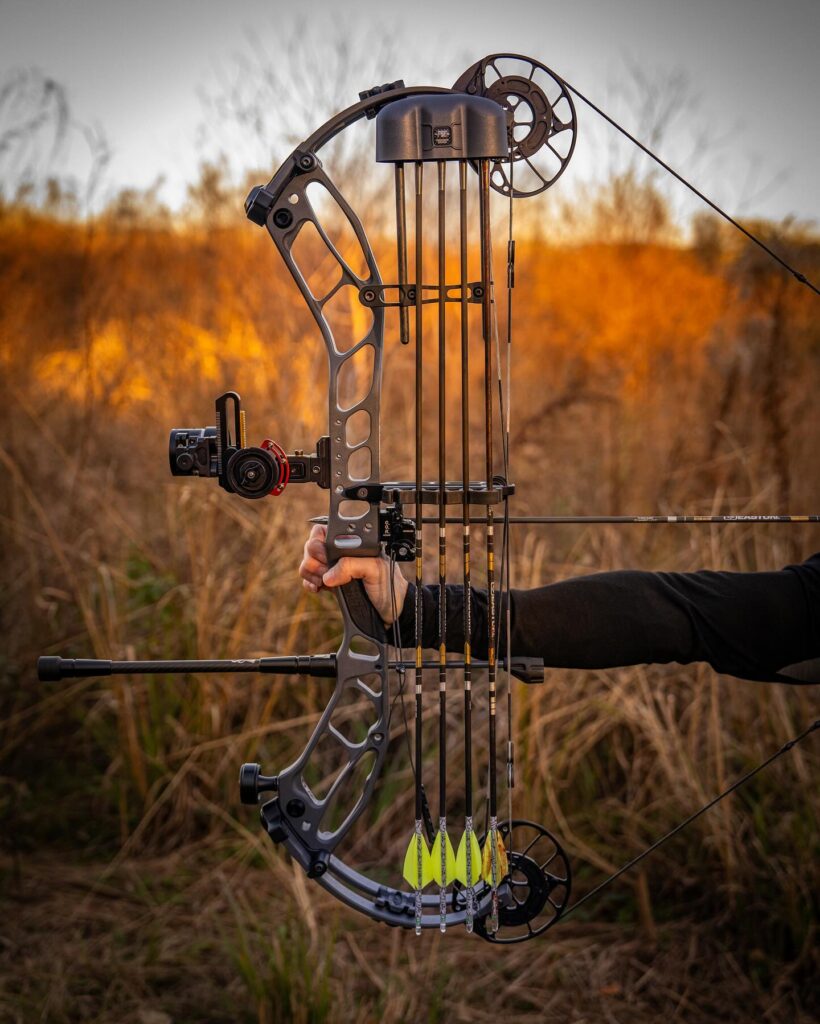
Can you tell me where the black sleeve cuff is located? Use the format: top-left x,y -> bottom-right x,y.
394,582 -> 498,659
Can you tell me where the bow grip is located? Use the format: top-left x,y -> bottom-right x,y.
339,578 -> 387,641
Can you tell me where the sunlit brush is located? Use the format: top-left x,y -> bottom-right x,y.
31,45 -> 820,950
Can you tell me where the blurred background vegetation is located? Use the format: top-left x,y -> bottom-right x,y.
0,41 -> 819,1024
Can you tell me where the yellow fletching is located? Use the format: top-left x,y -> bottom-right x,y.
431,830 -> 457,886
481,831 -> 509,884
455,830 -> 482,886
402,832 -> 433,889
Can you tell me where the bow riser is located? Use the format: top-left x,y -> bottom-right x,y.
264,162 -> 384,562
255,137 -> 394,873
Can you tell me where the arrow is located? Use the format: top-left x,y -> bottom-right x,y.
432,159 -> 454,932
406,159 -> 428,935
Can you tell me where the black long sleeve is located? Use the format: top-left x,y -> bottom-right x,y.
395,553 -> 820,684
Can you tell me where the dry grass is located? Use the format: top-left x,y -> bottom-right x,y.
3,849 -> 817,1024
1,193 -> 819,1022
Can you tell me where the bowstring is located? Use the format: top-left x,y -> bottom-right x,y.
562,78 -> 820,297
536,80 -> 820,912
388,548 -> 416,777
504,154 -> 514,831
487,150 -> 516,835
561,718 -> 820,919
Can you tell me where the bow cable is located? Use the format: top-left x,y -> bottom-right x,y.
560,718 -> 819,921
478,156 -> 506,934
503,153 -> 515,835
482,150 -> 518,865
483,148 -> 517,843
562,78 -> 820,297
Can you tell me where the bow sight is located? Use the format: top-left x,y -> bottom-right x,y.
169,391 -> 327,498
169,390 -> 418,559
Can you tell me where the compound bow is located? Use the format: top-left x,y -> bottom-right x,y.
39,53 -> 818,944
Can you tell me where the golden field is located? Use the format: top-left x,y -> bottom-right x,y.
1,167 -> 819,1023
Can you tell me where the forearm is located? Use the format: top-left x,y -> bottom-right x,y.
396,557 -> 820,684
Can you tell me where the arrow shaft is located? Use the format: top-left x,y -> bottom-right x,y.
413,159 -> 425,826
413,514 -> 820,525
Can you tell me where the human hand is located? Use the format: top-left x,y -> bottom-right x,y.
299,523 -> 409,625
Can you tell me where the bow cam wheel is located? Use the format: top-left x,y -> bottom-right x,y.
454,53 -> 577,198
473,819 -> 571,943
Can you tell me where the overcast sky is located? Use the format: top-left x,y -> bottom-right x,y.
1,0 -> 817,222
